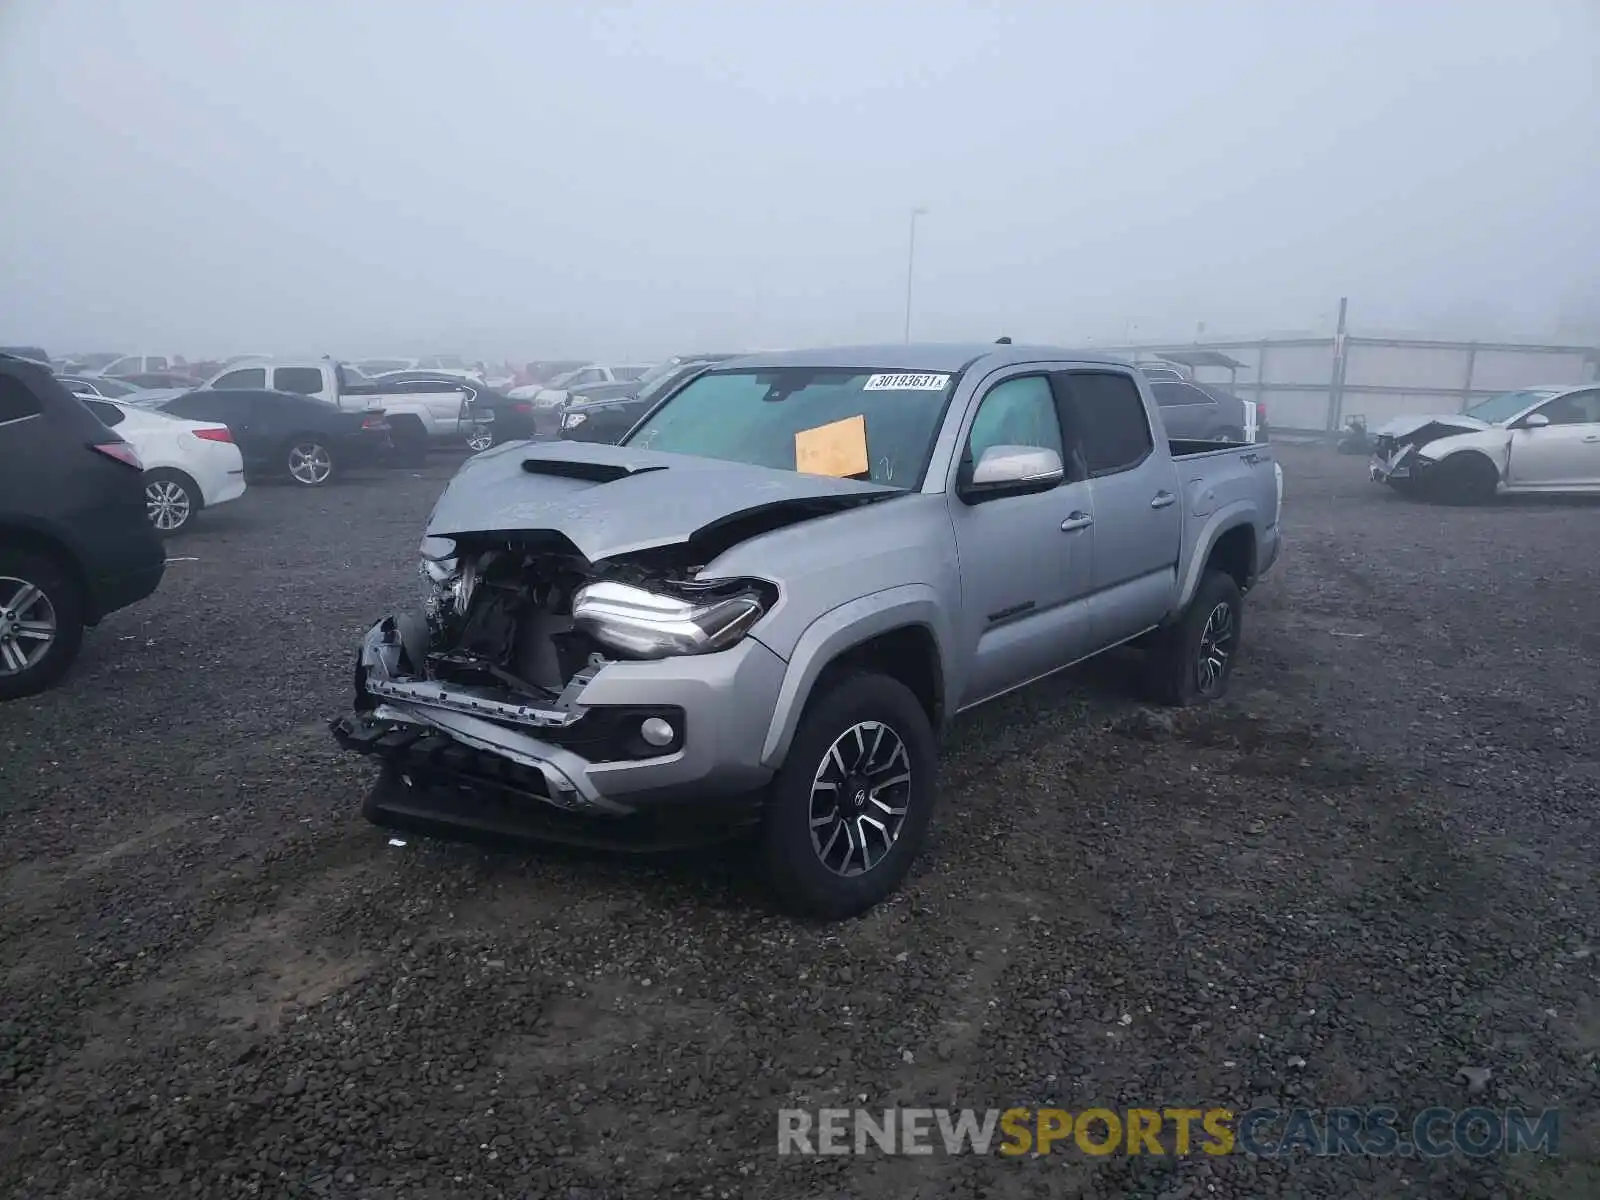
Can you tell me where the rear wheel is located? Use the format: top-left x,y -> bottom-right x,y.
285,438 -> 336,486
1143,569 -> 1243,706
761,671 -> 938,920
144,468 -> 200,533
0,549 -> 86,701
387,415 -> 429,467
465,424 -> 494,452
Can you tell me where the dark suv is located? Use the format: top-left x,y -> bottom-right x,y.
0,355 -> 166,699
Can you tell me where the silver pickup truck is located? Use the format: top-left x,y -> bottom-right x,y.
332,344 -> 1283,918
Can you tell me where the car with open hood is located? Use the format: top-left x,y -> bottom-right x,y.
332,344 -> 1283,918
1369,383 -> 1600,502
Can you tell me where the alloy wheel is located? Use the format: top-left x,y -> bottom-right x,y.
808,721 -> 913,877
1196,601 -> 1235,695
146,478 -> 192,530
465,425 -> 494,452
0,576 -> 58,676
288,442 -> 332,484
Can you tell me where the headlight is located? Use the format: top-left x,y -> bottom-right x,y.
573,579 -> 770,659
563,412 -> 587,429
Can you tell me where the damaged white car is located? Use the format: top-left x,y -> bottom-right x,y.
1369,384 -> 1600,503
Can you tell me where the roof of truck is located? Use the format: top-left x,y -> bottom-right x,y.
719,343 -> 1133,373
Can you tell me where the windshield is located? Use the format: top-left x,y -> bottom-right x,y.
624,368 -> 957,488
1465,388 -> 1558,424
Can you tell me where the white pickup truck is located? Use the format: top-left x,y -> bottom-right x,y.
203,358 -> 478,463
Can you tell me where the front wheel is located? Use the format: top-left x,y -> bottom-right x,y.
761,671 -> 938,920
0,549 -> 86,702
1425,453 -> 1498,505
144,469 -> 200,533
465,424 -> 494,453
1143,569 -> 1243,706
285,439 -> 336,486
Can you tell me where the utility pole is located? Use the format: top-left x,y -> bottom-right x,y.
903,207 -> 927,342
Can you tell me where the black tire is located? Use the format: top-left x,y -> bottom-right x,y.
388,415 -> 429,467
1425,453 -> 1498,505
0,548 -> 87,702
1143,569 -> 1243,707
284,437 -> 337,486
143,468 -> 201,534
761,671 -> 939,920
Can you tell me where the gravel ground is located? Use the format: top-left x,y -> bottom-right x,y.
0,446 -> 1595,1199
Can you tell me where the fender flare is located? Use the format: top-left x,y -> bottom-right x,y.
1175,502 -> 1258,610
758,583 -> 955,768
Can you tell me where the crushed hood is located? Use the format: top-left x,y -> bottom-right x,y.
424,439 -> 899,561
1375,412 -> 1490,439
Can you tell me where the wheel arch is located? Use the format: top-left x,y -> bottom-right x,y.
759,587 -> 953,769
0,524 -> 93,622
143,465 -> 206,511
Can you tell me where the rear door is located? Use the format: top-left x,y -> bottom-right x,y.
947,368 -> 1099,708
1053,369 -> 1183,643
1506,389 -> 1600,488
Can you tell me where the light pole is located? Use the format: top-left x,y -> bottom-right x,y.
903,206 -> 927,342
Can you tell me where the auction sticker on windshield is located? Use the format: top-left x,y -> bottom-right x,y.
863,373 -> 950,391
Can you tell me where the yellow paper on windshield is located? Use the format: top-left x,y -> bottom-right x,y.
795,414 -> 869,478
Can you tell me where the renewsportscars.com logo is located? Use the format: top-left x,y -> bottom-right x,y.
777,1107 -> 1562,1158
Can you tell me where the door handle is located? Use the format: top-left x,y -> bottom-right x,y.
1060,512 -> 1093,533
1150,491 -> 1177,509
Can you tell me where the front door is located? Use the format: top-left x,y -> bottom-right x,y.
1506,389 -> 1600,488
947,370 -> 1098,709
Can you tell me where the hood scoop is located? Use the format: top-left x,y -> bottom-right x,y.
520,459 -> 668,483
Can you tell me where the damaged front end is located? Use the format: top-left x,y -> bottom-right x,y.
331,533 -> 778,840
1368,418 -> 1485,486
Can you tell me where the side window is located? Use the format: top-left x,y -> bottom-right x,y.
273,367 -> 324,395
147,356 -> 168,370
1055,371 -> 1155,477
0,375 -> 44,422
84,399 -> 126,427
1536,389 -> 1600,426
964,375 -> 1064,468
213,368 -> 266,389
104,356 -> 138,376
575,369 -> 604,386
614,366 -> 649,382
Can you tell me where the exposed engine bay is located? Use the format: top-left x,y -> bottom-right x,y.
348,535 -> 776,743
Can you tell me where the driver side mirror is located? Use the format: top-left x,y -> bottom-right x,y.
1520,412 -> 1550,429
959,444 -> 1065,503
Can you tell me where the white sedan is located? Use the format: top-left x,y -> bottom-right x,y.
79,397 -> 247,533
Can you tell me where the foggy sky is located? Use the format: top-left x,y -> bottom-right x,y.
2,0 -> 1597,360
